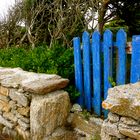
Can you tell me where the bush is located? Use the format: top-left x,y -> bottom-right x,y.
0,44 -> 79,101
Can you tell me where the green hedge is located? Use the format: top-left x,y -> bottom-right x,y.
0,45 -> 79,101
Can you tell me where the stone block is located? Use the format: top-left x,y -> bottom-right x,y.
30,90 -> 70,140
102,82 -> 140,120
0,67 -> 69,94
22,77 -> 69,95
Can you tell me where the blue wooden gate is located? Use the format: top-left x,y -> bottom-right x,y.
73,29 -> 140,117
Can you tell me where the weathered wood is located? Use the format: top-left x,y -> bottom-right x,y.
82,31 -> 91,111
103,29 -> 113,117
116,29 -> 126,85
92,31 -> 101,116
73,37 -> 84,106
130,35 -> 140,83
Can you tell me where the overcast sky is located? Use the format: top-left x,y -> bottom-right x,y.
0,0 -> 15,19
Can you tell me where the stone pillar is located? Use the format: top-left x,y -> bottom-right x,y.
101,83 -> 140,140
0,67 -> 71,140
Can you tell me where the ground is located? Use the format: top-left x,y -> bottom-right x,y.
0,134 -> 11,140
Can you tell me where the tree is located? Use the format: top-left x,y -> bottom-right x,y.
94,0 -> 140,34
0,1 -> 24,48
0,0 -> 139,48
110,0 -> 140,35
21,0 -> 97,47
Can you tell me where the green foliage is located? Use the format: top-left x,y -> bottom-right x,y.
104,18 -> 129,35
110,0 -> 140,35
65,85 -> 80,101
0,44 -> 79,101
82,109 -> 91,120
108,77 -> 116,87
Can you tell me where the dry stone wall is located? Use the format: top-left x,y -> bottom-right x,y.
101,83 -> 140,140
0,67 -> 70,140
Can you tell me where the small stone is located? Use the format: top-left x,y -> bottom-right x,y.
10,108 -> 17,115
16,125 -> 30,140
108,112 -> 120,123
16,113 -> 30,124
111,136 -> 119,140
0,100 -> 10,112
68,113 -> 102,138
127,138 -> 136,140
9,100 -> 17,110
119,127 -> 140,140
16,104 -> 23,107
0,115 -> 15,129
3,112 -> 17,123
118,123 -> 140,137
89,117 -> 103,126
17,107 -> 30,117
46,127 -> 77,140
18,88 -> 24,93
0,86 -> 9,96
9,89 -> 29,107
120,117 -> 139,126
2,127 -> 17,137
101,119 -> 125,138
18,119 -> 30,131
101,129 -> 113,140
0,123 -> 4,133
71,104 -> 82,112
0,95 -> 10,102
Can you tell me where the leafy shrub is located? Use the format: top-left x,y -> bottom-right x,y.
0,44 -> 79,101
104,19 -> 129,35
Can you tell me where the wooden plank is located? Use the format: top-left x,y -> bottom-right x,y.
92,31 -> 101,116
82,31 -> 92,111
130,35 -> 140,83
103,29 -> 113,117
73,37 -> 84,106
116,29 -> 126,85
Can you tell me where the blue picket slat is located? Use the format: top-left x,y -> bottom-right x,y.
82,31 -> 92,111
116,29 -> 126,85
130,35 -> 140,83
92,31 -> 101,116
73,37 -> 84,106
103,29 -> 113,117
